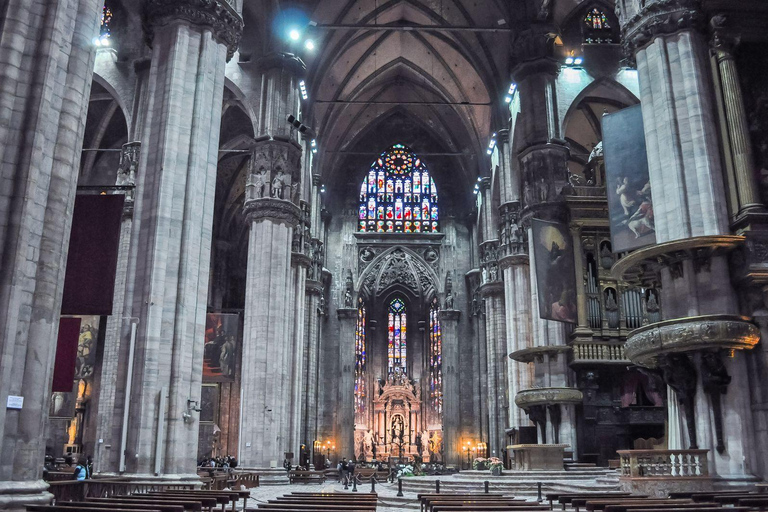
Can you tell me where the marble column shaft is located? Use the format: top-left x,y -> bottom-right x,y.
501,259 -> 533,428
482,289 -> 507,455
336,308 -> 357,461
240,202 -> 300,467
636,30 -> 729,240
0,0 -> 101,507
439,310 -> 460,466
124,20 -> 228,476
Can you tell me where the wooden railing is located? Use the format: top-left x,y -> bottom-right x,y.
616,449 -> 709,478
572,342 -> 629,363
47,478 -> 198,503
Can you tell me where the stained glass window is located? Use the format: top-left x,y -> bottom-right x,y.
358,144 -> 439,233
583,8 -> 614,44
429,298 -> 443,416
100,3 -> 113,39
354,300 -> 366,416
387,298 -> 407,373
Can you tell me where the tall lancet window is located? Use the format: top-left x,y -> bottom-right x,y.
429,298 -> 443,415
387,298 -> 407,373
354,300 -> 367,416
358,144 -> 439,234
583,7 -> 614,44
100,2 -> 113,39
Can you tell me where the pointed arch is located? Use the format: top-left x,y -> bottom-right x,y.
357,246 -> 440,302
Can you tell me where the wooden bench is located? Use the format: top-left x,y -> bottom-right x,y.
549,493 -> 634,511
419,493 -> 505,512
425,497 -> 526,512
247,492 -> 377,511
430,506 -> 548,512
737,496 -> 768,509
354,468 -> 389,481
83,498 -> 186,512
288,470 -> 327,484
575,498 -> 684,512
113,495 -> 210,511
233,472 -> 260,489
157,489 -> 251,510
28,507 -> 162,512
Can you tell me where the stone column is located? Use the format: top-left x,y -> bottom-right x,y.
709,16 -> 763,218
336,307 -> 357,462
570,225 -> 593,340
91,142 -> 140,474
621,0 -> 729,241
0,0 -> 101,507
481,284 -> 507,456
439,309 -> 461,466
302,281 -> 324,450
239,140 -> 303,467
115,0 -> 240,477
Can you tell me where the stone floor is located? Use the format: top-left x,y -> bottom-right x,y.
243,477 -> 546,511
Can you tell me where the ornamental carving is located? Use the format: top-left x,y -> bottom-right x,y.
246,140 -> 302,204
143,0 -> 244,60
620,0 -> 705,55
625,315 -> 759,368
515,387 -> 584,409
360,247 -> 438,299
243,197 -> 302,226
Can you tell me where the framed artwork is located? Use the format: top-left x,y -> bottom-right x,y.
603,105 -> 656,252
203,313 -> 239,382
532,218 -> 578,324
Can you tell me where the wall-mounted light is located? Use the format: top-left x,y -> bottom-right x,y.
305,40 -> 315,51
289,28 -> 301,41
299,80 -> 309,100
486,133 -> 497,155
505,83 -> 517,103
311,139 -> 317,154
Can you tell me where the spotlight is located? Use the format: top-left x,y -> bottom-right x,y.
565,57 -> 574,65
299,80 -> 308,100
477,177 -> 482,182
289,29 -> 301,41
574,57 -> 583,66
311,139 -> 317,153
305,40 -> 315,51
505,96 -> 512,103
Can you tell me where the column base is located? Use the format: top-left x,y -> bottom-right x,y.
0,481 -> 52,511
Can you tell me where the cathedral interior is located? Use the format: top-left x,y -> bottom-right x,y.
1,0 -> 768,508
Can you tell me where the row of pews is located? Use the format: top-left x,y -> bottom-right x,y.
246,492 -> 378,511
414,490 -> 768,512
26,489 -> 251,512
546,490 -> 768,512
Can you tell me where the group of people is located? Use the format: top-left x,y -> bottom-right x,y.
198,455 -> 238,469
43,454 -> 92,481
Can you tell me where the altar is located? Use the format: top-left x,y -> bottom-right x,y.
355,370 -> 442,462
511,444 -> 569,470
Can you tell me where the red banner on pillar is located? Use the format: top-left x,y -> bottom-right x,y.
52,317 -> 82,392
61,194 -> 124,315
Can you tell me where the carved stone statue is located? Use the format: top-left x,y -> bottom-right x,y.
252,168 -> 268,198
344,289 -> 353,308
291,231 -> 301,253
272,170 -> 287,199
363,430 -> 374,459
444,291 -> 454,310
489,264 -> 498,281
482,267 -> 488,283
421,430 -> 430,458
424,247 -> 438,263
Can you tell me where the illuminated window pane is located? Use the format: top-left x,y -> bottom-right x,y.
388,298 -> 407,373
358,145 -> 439,233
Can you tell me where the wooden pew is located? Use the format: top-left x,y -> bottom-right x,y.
113,495 -> 209,511
551,493 -> 635,511
737,496 -> 768,510
288,469 -> 327,484
580,499 -> 693,512
157,489 -> 251,511
430,506 -> 548,512
28,507 -> 162,512
419,493 -> 505,512
246,492 -> 378,511
424,497 -> 526,512
83,498 -> 186,511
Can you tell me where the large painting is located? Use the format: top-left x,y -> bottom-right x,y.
75,315 -> 100,380
203,313 -> 239,382
532,219 -> 578,324
602,105 -> 656,252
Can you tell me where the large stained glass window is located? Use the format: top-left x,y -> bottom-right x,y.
583,8 -> 614,44
358,144 -> 439,234
100,3 -> 113,39
387,298 -> 407,373
429,298 -> 443,416
354,300 -> 367,417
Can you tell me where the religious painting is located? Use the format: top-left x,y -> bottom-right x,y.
602,105 -> 656,252
49,386 -> 76,419
203,313 -> 239,382
199,384 -> 219,424
532,219 -> 578,324
75,315 -> 101,380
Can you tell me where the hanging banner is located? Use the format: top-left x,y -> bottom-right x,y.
203,313 -> 240,382
61,194 -> 124,315
51,317 -> 82,392
532,218 -> 578,324
602,105 -> 656,252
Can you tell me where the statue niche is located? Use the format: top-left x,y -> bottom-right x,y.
246,140 -> 301,204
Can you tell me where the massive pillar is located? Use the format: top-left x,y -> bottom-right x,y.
618,0 -> 760,480
440,308 -> 461,466
239,141 -> 303,467
509,25 -> 579,455
117,0 -> 241,477
0,0 -> 101,507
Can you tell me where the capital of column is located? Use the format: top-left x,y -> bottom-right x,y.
143,0 -> 244,60
244,197 -> 302,226
621,0 -> 705,55
510,25 -> 560,81
258,52 -> 307,78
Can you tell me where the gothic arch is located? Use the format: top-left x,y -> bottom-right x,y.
357,246 -> 441,303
